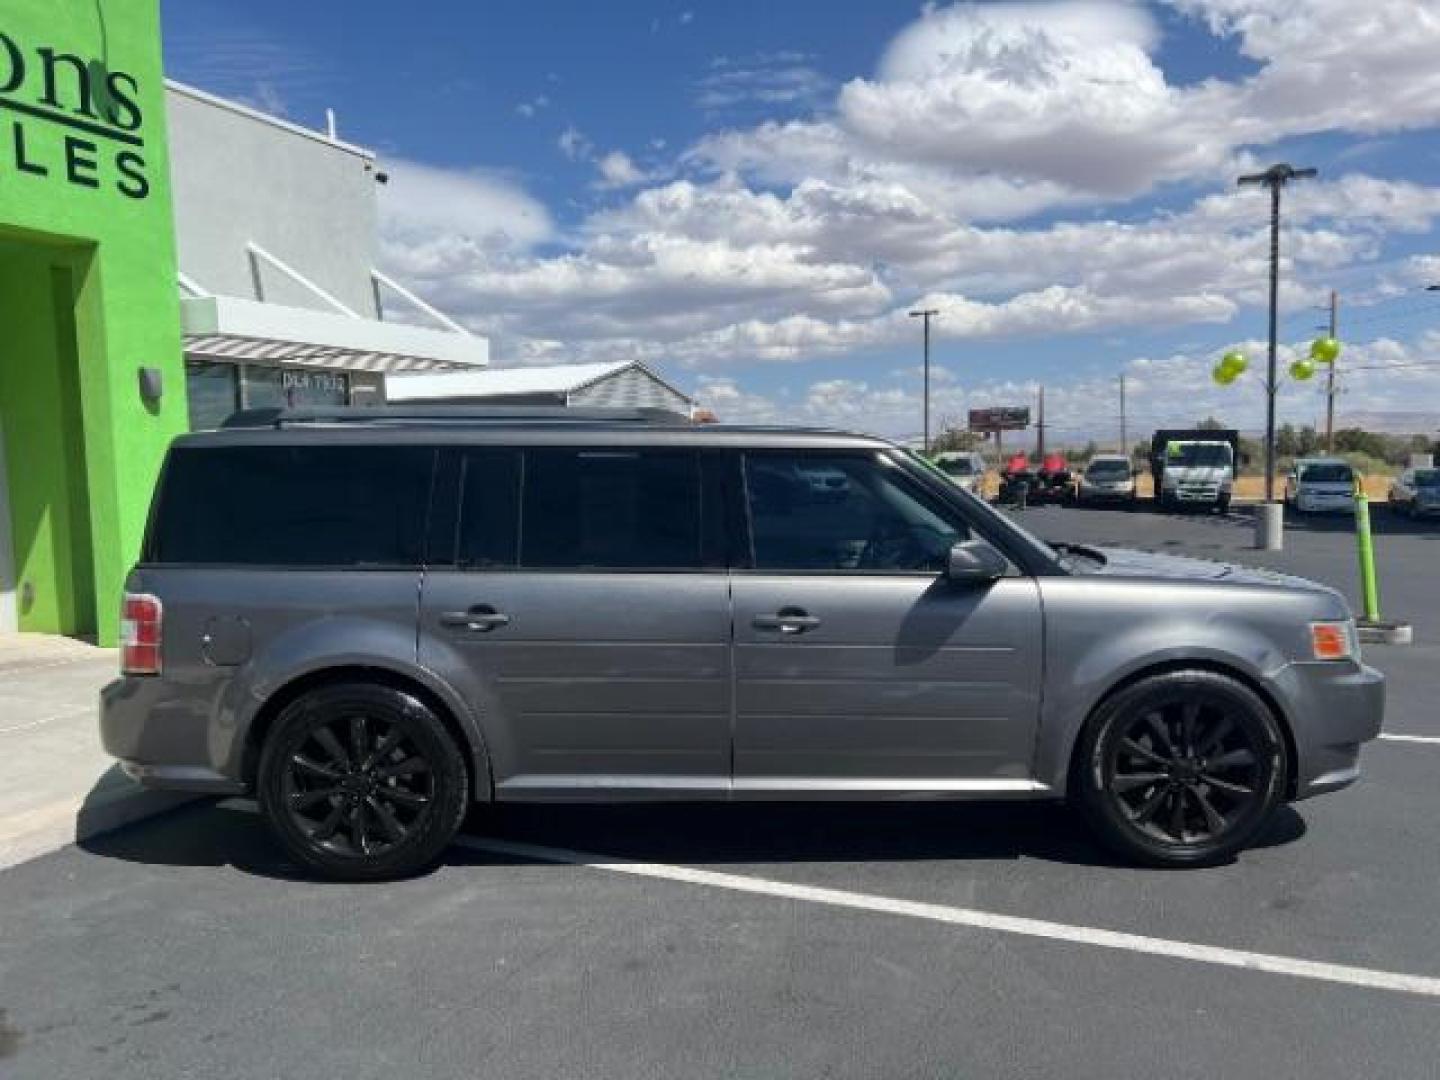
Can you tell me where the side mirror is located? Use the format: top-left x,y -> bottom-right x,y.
946,540 -> 1007,584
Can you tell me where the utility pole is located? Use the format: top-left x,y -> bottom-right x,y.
909,308 -> 939,455
1036,386 -> 1047,460
1119,374 -> 1128,456
1324,290 -> 1339,453
1238,163 -> 1317,504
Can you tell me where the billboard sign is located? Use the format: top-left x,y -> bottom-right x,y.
968,406 -> 1029,432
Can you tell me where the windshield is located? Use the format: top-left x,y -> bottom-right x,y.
1086,460 -> 1130,478
936,458 -> 974,476
1168,443 -> 1232,467
1299,463 -> 1353,483
1415,469 -> 1440,487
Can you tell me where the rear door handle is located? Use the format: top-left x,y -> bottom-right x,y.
439,606 -> 511,632
752,608 -> 820,634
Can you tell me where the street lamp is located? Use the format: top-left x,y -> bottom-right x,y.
1238,163 -> 1317,505
909,308 -> 939,454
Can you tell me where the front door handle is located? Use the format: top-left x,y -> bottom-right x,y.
439,605 -> 511,632
752,607 -> 820,634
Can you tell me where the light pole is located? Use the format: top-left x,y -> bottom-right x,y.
1238,163 -> 1316,503
909,308 -> 939,454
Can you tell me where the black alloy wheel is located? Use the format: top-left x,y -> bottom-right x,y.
259,683 -> 468,881
1075,670 -> 1287,867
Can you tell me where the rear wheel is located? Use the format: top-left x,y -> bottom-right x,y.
1074,670 -> 1287,868
258,683 -> 468,881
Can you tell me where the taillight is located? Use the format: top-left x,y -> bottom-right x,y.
121,593 -> 163,675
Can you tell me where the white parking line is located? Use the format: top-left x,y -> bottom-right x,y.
1379,733 -> 1440,745
456,834 -> 1440,1000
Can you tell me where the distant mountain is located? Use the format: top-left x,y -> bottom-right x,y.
1330,411 -> 1439,435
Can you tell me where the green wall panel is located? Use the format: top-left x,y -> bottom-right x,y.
0,0 -> 184,643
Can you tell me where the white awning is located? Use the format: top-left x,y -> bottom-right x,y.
181,295 -> 489,374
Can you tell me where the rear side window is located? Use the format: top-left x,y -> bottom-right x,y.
148,445 -> 432,567
520,449 -> 703,569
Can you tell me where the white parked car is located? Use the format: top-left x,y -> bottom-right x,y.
1075,454 -> 1137,505
932,451 -> 987,496
1388,467 -> 1440,519
1285,458 -> 1355,514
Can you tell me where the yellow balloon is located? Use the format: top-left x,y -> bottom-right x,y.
1290,358 -> 1316,381
1310,337 -> 1341,364
1221,350 -> 1248,374
1213,363 -> 1238,386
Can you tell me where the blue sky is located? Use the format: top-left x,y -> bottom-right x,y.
162,1 -> 1440,443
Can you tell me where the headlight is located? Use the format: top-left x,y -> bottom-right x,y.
1310,620 -> 1358,661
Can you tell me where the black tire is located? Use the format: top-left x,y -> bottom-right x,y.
258,683 -> 468,881
1073,670 -> 1288,868
1217,496 -> 1231,515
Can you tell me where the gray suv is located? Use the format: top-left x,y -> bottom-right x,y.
102,407 -> 1383,880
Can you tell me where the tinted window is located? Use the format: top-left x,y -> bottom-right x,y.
455,450 -> 521,568
1299,463 -> 1353,483
149,445 -> 431,566
521,450 -> 703,569
1415,469 -> 1440,487
937,458 -> 974,476
745,453 -> 965,572
1086,460 -> 1130,478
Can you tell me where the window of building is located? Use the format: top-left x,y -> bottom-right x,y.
743,453 -> 965,572
148,446 -> 432,567
520,449 -> 703,570
184,360 -> 240,431
243,366 -> 350,411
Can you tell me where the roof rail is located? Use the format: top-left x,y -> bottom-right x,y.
219,405 -> 695,429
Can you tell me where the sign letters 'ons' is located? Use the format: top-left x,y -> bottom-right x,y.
0,30 -> 149,199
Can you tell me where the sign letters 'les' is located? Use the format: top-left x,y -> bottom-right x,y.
0,30 -> 149,199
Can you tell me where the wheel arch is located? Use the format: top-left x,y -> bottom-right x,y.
242,665 -> 494,801
1063,658 -> 1299,800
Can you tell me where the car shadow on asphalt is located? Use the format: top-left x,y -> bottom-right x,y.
78,797 -> 1308,883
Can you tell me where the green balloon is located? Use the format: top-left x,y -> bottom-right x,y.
1310,337 -> 1341,364
1221,350 -> 1248,374
1290,358 -> 1316,381
1213,363 -> 1237,386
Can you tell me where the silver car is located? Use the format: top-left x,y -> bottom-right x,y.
1389,467 -> 1440,519
102,407 -> 1383,881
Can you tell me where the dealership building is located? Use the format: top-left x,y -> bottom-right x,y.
0,0 -> 486,641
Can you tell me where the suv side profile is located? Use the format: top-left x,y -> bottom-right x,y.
102,408 -> 1383,881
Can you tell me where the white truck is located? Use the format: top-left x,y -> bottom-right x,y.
1149,428 -> 1240,513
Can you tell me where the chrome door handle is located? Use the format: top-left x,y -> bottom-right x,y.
439,607 -> 511,632
752,608 -> 820,634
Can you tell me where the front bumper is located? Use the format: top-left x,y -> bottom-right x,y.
1273,660 -> 1385,800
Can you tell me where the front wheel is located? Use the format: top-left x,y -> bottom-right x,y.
1073,670 -> 1288,868
258,683 -> 469,881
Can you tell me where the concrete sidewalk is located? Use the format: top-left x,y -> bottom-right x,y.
0,633 -> 194,870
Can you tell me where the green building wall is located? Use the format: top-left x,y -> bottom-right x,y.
0,0 -> 186,643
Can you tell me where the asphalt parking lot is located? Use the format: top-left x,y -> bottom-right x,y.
2,502 -> 1437,1079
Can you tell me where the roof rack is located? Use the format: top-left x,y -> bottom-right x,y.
219,405 -> 695,429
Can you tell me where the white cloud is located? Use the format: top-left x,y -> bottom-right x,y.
375,1 -> 1440,416
696,53 -> 832,113
378,159 -> 554,260
514,94 -> 550,119
595,150 -> 649,189
558,125 -> 593,161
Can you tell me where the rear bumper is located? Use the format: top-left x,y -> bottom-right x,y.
1273,661 -> 1385,800
100,678 -> 247,795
